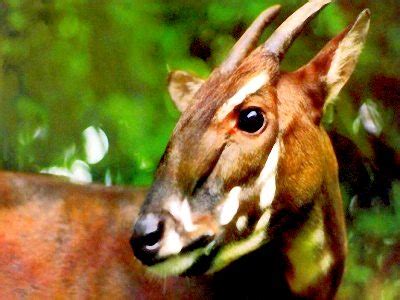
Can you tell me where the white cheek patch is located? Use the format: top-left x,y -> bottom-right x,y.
219,186 -> 241,226
158,229 -> 183,258
311,226 -> 325,248
257,140 -> 280,209
320,252 -> 333,274
165,198 -> 196,232
216,72 -> 269,121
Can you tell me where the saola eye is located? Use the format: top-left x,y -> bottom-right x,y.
237,107 -> 266,133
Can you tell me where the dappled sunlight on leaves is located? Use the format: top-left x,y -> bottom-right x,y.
83,126 -> 109,164
41,159 -> 92,183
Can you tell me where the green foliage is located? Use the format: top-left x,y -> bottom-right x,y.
340,183 -> 400,299
0,0 -> 399,296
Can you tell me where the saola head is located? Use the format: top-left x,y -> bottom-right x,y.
131,0 -> 370,276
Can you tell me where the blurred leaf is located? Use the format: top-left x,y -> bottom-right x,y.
58,15 -> 80,39
322,102 -> 335,125
346,264 -> 374,284
8,10 -> 26,31
355,210 -> 399,237
352,116 -> 361,136
392,181 -> 400,221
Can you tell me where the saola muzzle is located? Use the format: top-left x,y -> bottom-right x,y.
132,139 -> 281,276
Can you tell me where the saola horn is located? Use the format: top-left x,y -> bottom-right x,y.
219,5 -> 281,75
264,0 -> 331,60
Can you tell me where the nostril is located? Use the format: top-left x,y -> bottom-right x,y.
141,223 -> 164,250
130,213 -> 165,265
133,213 -> 165,245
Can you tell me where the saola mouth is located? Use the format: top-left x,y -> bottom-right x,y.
146,225 -> 271,277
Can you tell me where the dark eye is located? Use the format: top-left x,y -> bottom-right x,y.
237,107 -> 266,133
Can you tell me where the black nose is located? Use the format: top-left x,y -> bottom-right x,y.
130,213 -> 165,265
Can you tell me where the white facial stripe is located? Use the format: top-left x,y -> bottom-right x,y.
180,199 -> 196,232
236,215 -> 248,232
158,229 -> 183,258
216,72 -> 269,121
219,186 -> 241,226
165,198 -> 196,232
257,140 -> 280,209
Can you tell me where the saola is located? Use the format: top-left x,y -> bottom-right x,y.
0,0 -> 369,299
132,0 -> 370,298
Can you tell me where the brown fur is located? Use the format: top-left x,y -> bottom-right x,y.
0,172 -> 211,299
276,72 -> 346,298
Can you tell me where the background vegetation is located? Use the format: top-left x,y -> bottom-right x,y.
0,0 -> 399,298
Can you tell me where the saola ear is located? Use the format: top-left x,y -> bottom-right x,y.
299,9 -> 370,112
167,70 -> 204,112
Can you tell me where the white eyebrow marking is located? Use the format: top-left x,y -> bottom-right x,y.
216,72 -> 269,121
219,186 -> 241,226
257,140 -> 280,209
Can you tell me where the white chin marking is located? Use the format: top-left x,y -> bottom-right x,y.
257,140 -> 280,209
216,72 -> 269,121
148,249 -> 204,277
210,228 -> 267,273
219,186 -> 241,226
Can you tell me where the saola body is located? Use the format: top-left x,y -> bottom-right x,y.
0,1 -> 370,299
0,172 -> 212,299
